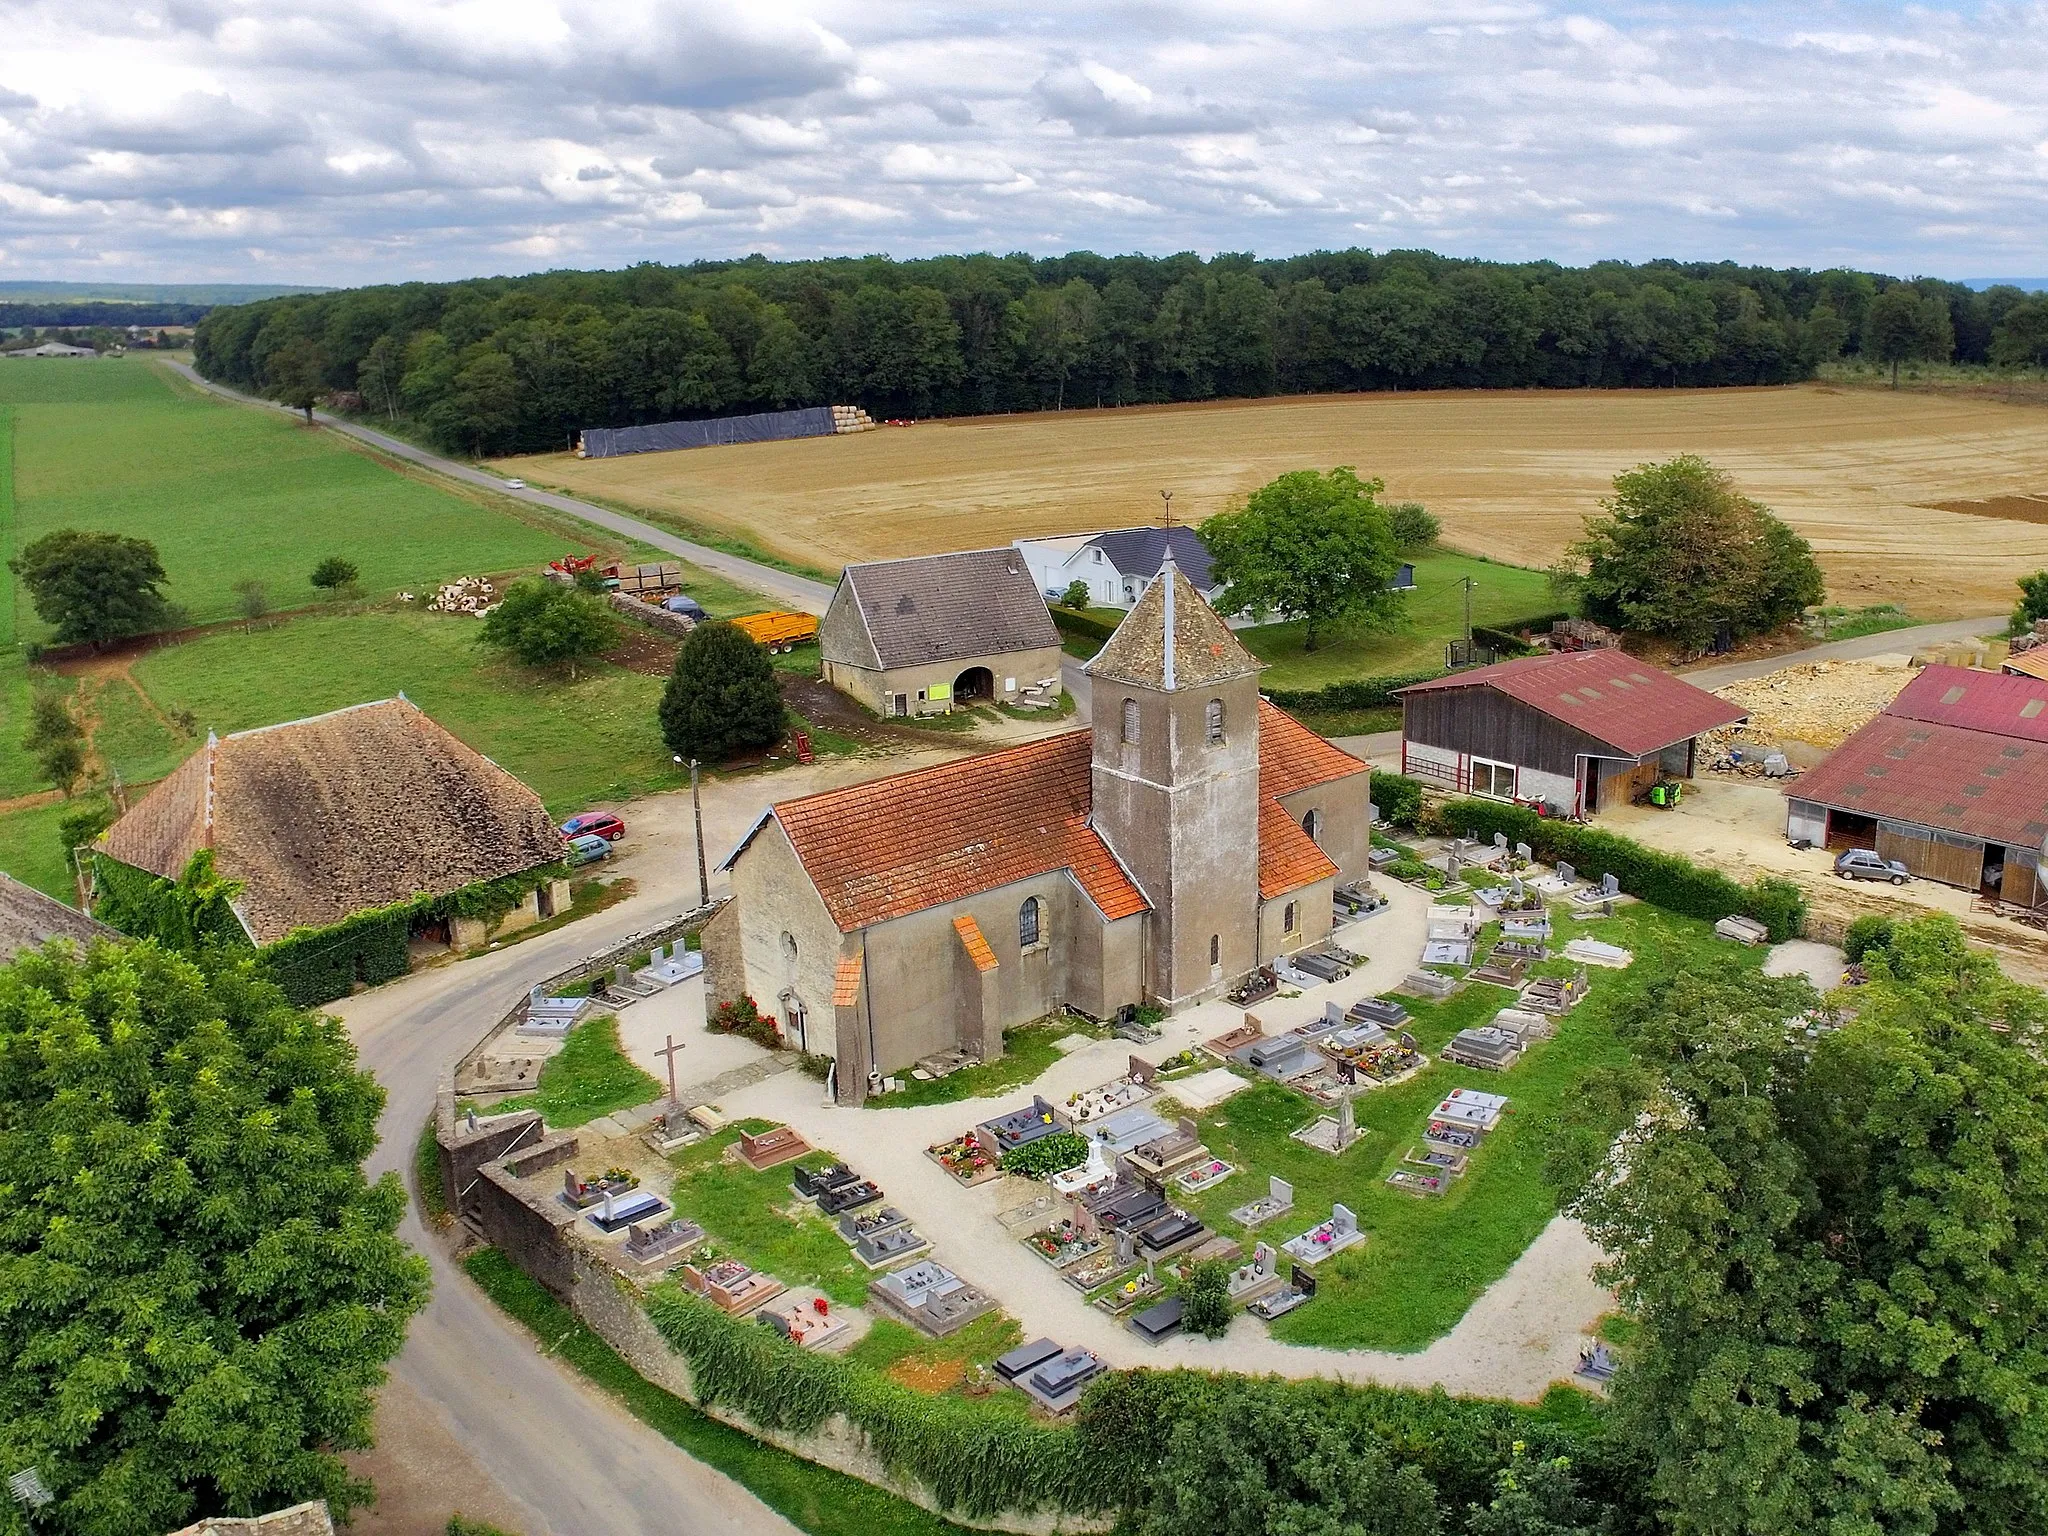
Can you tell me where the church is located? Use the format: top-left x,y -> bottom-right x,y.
710,557 -> 1373,1105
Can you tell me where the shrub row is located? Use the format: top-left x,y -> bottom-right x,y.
1370,769 -> 1424,828
1433,798 -> 1807,940
646,1288 -> 1106,1519
1264,668 -> 1446,714
1048,605 -> 1119,645
999,1130 -> 1089,1179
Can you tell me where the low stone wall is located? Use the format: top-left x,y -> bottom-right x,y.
435,1087 -> 546,1220
472,1131 -> 582,1298
609,590 -> 698,640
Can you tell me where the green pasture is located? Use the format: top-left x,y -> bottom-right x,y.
0,796 -> 89,900
494,1014 -> 661,1127
1241,550 -> 1560,691
130,608 -> 684,814
1161,897 -> 1756,1352
0,356 -> 598,635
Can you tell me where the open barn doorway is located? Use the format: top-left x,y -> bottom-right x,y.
953,666 -> 993,704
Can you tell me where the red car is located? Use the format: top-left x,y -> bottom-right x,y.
561,811 -> 626,842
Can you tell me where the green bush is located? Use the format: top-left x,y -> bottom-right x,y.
998,1130 -> 1089,1180
647,1288 -> 1105,1519
1434,800 -> 1806,940
1049,606 -> 1120,644
1180,1260 -> 1233,1339
1264,669 -> 1445,714
1843,913 -> 1896,963
1371,769 -> 1424,827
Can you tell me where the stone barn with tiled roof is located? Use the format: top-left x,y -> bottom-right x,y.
94,697 -> 568,1001
819,547 -> 1064,717
721,556 -> 1371,1103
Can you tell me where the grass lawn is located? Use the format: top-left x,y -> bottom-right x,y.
867,1020 -> 1105,1110
495,1014 -> 661,1127
86,674 -> 195,787
1,357 -> 605,635
1803,604 -> 1918,643
667,1126 -> 880,1307
0,796 -> 90,899
129,607 -> 684,815
464,1249 -> 961,1536
1168,898 -> 1760,1352
841,1312 -> 1024,1384
1242,551 -> 1560,691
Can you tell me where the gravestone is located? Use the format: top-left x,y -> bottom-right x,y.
1515,841 -> 1532,862
1336,1093 -> 1356,1148
1129,1055 -> 1159,1086
1113,1228 -> 1136,1265
1600,872 -> 1621,898
1557,861 -> 1576,883
1493,832 -> 1508,850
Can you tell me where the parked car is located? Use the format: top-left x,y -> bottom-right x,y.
564,833 -> 612,867
662,594 -> 707,620
561,811 -> 626,841
504,477 -> 526,489
1835,848 -> 1909,884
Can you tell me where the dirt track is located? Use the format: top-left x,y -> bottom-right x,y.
503,385 -> 2048,617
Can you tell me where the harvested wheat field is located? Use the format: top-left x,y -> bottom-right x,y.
501,385 -> 2048,616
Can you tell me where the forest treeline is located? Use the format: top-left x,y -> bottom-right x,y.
192,249 -> 2048,456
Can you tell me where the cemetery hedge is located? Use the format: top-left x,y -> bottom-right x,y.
1433,798 -> 1807,940
646,1287 -> 1108,1520
1369,768 -> 1424,827
998,1130 -> 1089,1179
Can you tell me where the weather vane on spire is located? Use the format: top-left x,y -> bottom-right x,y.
1160,489 -> 1173,528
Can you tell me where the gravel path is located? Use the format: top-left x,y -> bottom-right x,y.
713,879 -> 1612,1402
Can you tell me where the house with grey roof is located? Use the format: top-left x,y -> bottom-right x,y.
818,548 -> 1064,717
1017,525 -> 1413,612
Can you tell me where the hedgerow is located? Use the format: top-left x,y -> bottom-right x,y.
1371,769 -> 1425,827
645,1287 -> 1107,1519
1433,799 -> 1806,940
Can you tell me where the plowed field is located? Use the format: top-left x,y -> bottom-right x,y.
501,384 -> 2048,616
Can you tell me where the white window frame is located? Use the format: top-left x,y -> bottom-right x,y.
1471,758 -> 1517,800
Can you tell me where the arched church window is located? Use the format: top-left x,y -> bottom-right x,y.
1209,933 -> 1220,965
1122,697 -> 1140,744
1020,897 -> 1042,948
1301,808 -> 1322,843
1206,699 -> 1224,744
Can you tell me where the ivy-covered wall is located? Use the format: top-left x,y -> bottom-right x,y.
92,851 -> 567,1007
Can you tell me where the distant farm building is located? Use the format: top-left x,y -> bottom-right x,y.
94,697 -> 568,1002
8,341 -> 97,358
1016,525 -> 1412,611
819,548 -> 1063,716
1395,651 -> 1746,817
1788,663 -> 2048,903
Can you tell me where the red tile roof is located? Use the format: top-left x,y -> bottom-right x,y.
766,732 -> 1148,932
1395,651 -> 1746,758
832,953 -> 862,1007
953,915 -> 999,971
755,700 -> 1368,931
1791,711 -> 2048,850
1885,664 -> 2048,743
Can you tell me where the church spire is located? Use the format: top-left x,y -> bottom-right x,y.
1085,554 -> 1257,693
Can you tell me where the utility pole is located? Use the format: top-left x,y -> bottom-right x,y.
676,754 -> 711,907
691,759 -> 709,908
1464,576 -> 1474,646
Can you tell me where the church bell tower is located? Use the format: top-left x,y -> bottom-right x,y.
1085,554 -> 1263,1005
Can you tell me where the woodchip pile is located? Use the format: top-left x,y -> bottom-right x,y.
1702,657 -> 1914,754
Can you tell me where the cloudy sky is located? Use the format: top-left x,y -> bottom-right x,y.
2,1 -> 2045,286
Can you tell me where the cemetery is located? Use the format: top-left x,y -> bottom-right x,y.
869,1259 -> 998,1337
995,1338 -> 1105,1414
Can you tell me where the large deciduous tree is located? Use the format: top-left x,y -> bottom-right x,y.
1568,919 -> 2048,1536
1571,455 -> 1823,651
1199,466 -> 1404,651
1863,286 -> 1955,387
475,578 -> 618,678
262,336 -> 329,422
658,620 -> 785,762
11,528 -> 174,649
0,940 -> 429,1534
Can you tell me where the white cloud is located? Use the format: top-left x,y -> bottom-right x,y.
0,0 -> 2042,281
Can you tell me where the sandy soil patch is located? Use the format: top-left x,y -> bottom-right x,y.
502,385 -> 2048,616
1702,655 -> 1916,759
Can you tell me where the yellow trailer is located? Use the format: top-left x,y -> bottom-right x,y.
731,610 -> 819,652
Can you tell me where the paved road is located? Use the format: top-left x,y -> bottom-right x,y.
341,873 -> 801,1536
161,360 -> 835,616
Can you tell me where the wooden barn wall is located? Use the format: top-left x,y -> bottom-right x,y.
1876,822 -> 1984,888
1402,689 -> 1615,778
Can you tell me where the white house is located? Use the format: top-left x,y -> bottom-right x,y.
1017,525 -> 1416,615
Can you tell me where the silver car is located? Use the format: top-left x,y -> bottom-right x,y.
1834,848 -> 1908,885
